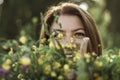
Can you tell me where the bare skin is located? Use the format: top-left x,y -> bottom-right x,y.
51,14 -> 89,56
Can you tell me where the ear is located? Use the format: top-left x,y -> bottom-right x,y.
80,37 -> 90,55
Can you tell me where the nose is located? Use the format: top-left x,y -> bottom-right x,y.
64,33 -> 73,44
54,33 -> 74,48
58,33 -> 75,49
64,36 -> 74,57
64,34 -> 74,49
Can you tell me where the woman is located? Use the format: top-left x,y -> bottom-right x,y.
40,2 -> 102,56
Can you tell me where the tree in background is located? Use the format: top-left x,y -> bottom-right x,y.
106,0 -> 120,48
0,0 -> 67,40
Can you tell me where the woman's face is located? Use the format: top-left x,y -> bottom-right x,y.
51,14 -> 85,55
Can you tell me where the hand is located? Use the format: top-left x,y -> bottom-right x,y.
80,37 -> 90,55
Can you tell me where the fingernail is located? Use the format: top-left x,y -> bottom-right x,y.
83,37 -> 89,42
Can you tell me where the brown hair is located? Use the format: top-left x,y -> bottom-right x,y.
40,2 -> 102,56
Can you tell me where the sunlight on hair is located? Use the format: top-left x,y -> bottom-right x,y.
79,2 -> 88,11
0,0 -> 4,5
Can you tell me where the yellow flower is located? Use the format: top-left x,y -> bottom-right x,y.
57,33 -> 63,39
49,40 -> 54,48
40,38 -> 46,44
17,74 -> 24,79
51,71 -> 57,77
19,36 -> 27,44
86,58 -> 90,63
2,45 -> 8,50
43,64 -> 51,75
2,64 -> 11,70
68,60 -> 73,65
20,57 -> 31,66
12,62 -> 18,67
94,60 -> 103,67
65,43 -> 73,49
84,53 -> 91,59
32,45 -> 37,54
55,44 -> 60,49
72,44 -> 77,48
8,48 -> 13,56
2,59 -> 11,70
73,51 -> 81,61
105,56 -> 109,61
32,45 -> 37,50
63,64 -> 70,72
61,43 -> 65,48
58,75 -> 64,80
53,61 -> 61,68
38,58 -> 43,65
5,59 -> 11,64
92,52 -> 97,57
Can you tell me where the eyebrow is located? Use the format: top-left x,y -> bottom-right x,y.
53,29 -> 64,32
72,28 -> 84,32
53,28 -> 84,32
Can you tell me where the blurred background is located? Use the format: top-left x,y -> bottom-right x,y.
0,0 -> 120,49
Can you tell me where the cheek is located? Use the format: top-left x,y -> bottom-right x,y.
53,37 -> 84,50
74,39 -> 83,44
55,39 -> 65,44
54,38 -> 83,45
74,39 -> 83,49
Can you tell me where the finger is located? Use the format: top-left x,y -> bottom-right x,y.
80,37 -> 90,55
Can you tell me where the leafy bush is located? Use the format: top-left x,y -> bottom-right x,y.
0,36 -> 120,80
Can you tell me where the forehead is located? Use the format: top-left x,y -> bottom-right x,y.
51,14 -> 84,30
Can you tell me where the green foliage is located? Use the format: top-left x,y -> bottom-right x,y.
0,1 -> 120,79
0,0 -> 67,39
0,37 -> 120,80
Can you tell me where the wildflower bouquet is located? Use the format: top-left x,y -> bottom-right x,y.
0,37 -> 83,80
0,37 -> 120,80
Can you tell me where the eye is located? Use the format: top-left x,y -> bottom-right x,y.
74,32 -> 85,39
